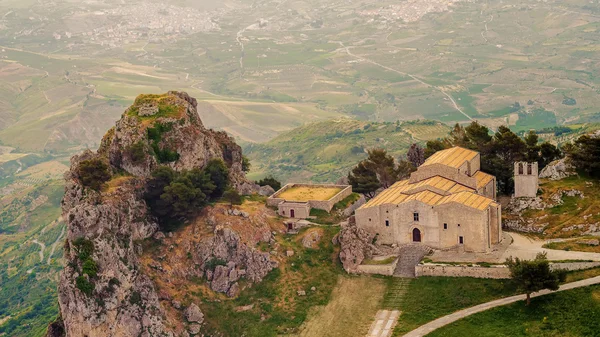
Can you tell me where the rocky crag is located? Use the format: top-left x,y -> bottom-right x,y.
48,92 -> 276,337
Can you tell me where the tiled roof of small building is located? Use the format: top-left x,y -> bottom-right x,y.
421,146 -> 478,169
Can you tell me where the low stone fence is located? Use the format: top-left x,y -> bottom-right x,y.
356,257 -> 399,276
415,261 -> 600,279
341,195 -> 366,217
416,264 -> 510,279
551,262 -> 600,271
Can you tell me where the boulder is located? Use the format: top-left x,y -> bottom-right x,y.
301,231 -> 322,249
259,185 -> 276,196
184,303 -> 204,323
188,324 -> 201,335
539,158 -> 575,181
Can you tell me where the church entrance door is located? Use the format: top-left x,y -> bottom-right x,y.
412,228 -> 422,242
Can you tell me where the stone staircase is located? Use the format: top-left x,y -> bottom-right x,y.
382,278 -> 411,308
393,244 -> 432,278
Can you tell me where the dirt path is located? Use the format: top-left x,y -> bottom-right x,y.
31,239 -> 45,263
503,232 -> 600,262
402,275 -> 600,337
293,276 -> 386,337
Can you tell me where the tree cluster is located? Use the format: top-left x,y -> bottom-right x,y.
564,134 -> 600,178
348,149 -> 415,199
256,176 -> 282,191
144,159 -> 230,231
425,122 -> 562,195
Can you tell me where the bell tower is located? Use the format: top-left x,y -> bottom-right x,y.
514,162 -> 538,198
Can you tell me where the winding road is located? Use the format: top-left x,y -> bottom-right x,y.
402,276 -> 600,337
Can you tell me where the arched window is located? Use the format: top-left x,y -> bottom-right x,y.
527,163 -> 532,175
518,163 -> 524,175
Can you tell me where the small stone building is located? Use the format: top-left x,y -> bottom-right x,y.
355,147 -> 501,253
267,183 -> 353,219
514,162 -> 539,198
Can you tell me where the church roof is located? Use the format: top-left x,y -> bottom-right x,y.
421,146 -> 478,169
474,171 -> 495,189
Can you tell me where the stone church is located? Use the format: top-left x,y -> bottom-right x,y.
355,147 -> 502,253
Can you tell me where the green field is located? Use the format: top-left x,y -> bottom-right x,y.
429,285 -> 600,337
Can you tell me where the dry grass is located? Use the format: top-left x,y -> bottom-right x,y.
544,238 -> 600,253
278,186 -> 342,202
292,276 -> 386,337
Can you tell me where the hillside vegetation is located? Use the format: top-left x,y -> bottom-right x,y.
243,120 -> 450,183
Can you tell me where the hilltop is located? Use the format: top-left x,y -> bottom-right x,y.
243,119 -> 450,183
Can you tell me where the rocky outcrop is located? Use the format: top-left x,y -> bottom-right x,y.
195,227 -> 276,297
238,182 -> 276,196
54,92 -> 272,337
59,153 -> 169,337
539,158 -> 575,180
101,91 -> 247,187
336,221 -> 380,273
301,230 -> 322,248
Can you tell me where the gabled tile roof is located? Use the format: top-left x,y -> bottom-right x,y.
421,146 -> 478,169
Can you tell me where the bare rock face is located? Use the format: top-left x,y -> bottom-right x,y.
184,304 -> 204,324
539,158 -> 575,181
337,221 -> 380,273
194,228 -> 276,296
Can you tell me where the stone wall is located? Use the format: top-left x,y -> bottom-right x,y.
278,202 -> 311,219
409,163 -> 477,189
551,262 -> 600,271
416,264 -> 511,279
356,258 -> 398,276
308,185 -> 352,212
415,261 -> 600,279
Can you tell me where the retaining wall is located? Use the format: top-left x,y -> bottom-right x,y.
356,258 -> 399,276
415,264 -> 511,279
415,261 -> 600,279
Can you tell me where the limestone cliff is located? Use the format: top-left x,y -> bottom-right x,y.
50,92 -> 276,337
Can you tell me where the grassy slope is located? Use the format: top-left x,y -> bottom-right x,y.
243,120 -> 450,183
508,174 -> 600,238
294,276 -> 386,337
428,285 -> 600,337
179,227 -> 342,337
388,277 -> 518,336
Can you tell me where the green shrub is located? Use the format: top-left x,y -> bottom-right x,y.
77,159 -> 111,191
205,258 -> 227,271
204,159 -> 230,198
127,141 -> 147,164
257,176 -> 282,191
242,156 -> 251,173
223,188 -> 243,206
129,291 -> 142,305
82,259 -> 98,278
76,276 -> 94,296
73,238 -> 94,260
